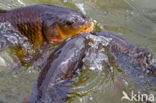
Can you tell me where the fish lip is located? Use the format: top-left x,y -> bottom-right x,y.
49,20 -> 95,44
79,21 -> 94,33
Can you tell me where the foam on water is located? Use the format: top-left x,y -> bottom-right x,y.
75,3 -> 86,15
0,22 -> 34,69
0,22 -> 32,51
0,56 -> 6,67
82,34 -> 112,71
0,22 -> 38,103
0,50 -> 20,71
70,34 -> 114,103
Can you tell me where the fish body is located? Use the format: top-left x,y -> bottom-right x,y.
29,34 -> 87,103
95,32 -> 156,90
28,32 -> 156,102
0,5 -> 94,46
0,5 -> 94,64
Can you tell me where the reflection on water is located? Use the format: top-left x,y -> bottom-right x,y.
0,0 -> 156,103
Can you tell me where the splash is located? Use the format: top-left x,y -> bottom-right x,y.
0,50 -> 20,71
0,22 -> 32,51
82,34 -> 112,71
17,0 -> 25,6
75,3 -> 86,15
70,34 -> 113,103
0,22 -> 34,68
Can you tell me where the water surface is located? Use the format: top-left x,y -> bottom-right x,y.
0,0 -> 156,103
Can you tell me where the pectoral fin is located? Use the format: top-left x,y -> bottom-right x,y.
0,9 -> 7,13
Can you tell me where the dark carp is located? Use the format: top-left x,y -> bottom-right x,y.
29,34 -> 88,103
28,32 -> 156,103
94,32 -> 156,90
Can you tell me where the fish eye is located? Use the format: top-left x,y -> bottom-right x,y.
73,16 -> 86,24
66,21 -> 74,26
63,14 -> 86,26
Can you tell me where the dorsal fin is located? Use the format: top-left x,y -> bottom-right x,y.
0,9 -> 7,13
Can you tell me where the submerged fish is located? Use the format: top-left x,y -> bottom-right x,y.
29,32 -> 156,103
94,32 -> 156,90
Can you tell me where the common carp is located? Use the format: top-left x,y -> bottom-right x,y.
28,32 -> 156,103
29,34 -> 87,103
0,5 -> 94,64
94,32 -> 156,91
0,5 -> 94,47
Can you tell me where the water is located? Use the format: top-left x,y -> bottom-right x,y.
0,0 -> 156,103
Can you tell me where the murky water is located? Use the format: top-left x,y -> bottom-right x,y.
0,0 -> 156,103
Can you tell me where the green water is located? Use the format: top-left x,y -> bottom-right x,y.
0,0 -> 156,103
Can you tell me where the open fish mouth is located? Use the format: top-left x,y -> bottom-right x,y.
79,21 -> 94,33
